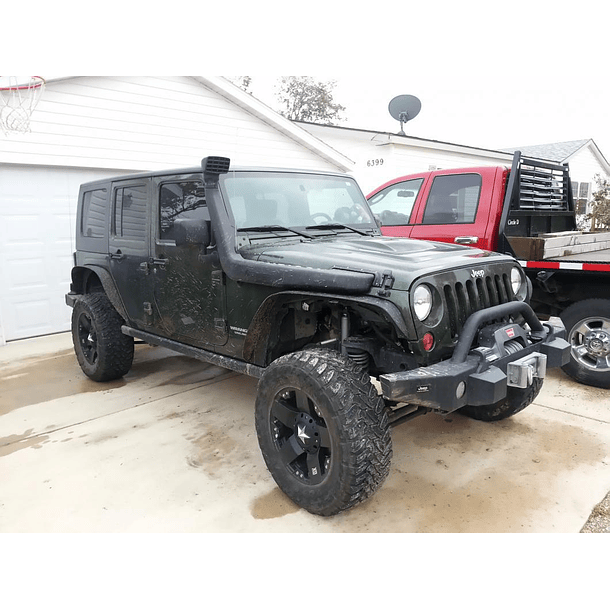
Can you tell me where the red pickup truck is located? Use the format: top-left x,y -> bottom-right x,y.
367,151 -> 610,389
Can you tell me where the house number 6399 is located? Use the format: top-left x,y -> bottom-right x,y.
367,158 -> 384,167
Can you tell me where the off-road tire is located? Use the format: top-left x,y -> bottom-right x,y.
459,378 -> 543,422
560,299 -> 610,389
255,348 -> 392,516
71,293 -> 134,382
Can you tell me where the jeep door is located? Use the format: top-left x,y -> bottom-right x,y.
151,176 -> 228,347
108,179 -> 154,327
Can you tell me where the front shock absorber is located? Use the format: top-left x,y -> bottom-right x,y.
341,309 -> 370,370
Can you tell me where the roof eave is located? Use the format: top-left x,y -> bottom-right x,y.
194,77 -> 355,173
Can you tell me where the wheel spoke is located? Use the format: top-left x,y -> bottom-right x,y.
271,396 -> 299,428
277,435 -> 304,466
573,344 -> 589,358
594,355 -> 610,371
79,314 -> 92,333
317,424 -> 331,449
294,389 -> 311,413
572,321 -> 594,338
306,452 -> 324,484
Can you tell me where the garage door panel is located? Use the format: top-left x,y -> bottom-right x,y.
0,165 -> 130,342
5,256 -> 48,289
4,296 -> 56,338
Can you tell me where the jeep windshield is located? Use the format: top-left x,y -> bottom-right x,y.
220,171 -> 379,235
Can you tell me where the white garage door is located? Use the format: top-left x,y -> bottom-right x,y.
0,165 -> 132,343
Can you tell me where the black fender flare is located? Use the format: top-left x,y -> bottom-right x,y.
243,290 -> 416,366
70,265 -> 128,321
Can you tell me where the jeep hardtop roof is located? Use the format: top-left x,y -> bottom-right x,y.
79,165 -> 353,189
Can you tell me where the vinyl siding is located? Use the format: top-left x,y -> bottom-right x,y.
0,76 -> 343,172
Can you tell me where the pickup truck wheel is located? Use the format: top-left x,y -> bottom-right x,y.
72,293 -> 134,382
459,378 -> 543,422
560,299 -> 610,389
255,348 -> 392,516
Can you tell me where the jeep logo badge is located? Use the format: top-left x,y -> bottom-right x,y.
471,269 -> 485,279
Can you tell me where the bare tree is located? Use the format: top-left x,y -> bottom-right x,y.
227,76 -> 252,94
588,174 -> 610,231
276,76 -> 345,125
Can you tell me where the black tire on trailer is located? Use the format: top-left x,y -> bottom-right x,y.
71,293 -> 134,382
560,299 -> 610,389
459,378 -> 543,422
255,348 -> 392,516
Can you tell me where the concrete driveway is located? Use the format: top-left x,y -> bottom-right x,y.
1,332 -> 610,532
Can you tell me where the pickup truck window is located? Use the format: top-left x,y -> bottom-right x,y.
368,178 -> 423,225
422,173 -> 482,225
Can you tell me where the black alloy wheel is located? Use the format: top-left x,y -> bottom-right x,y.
71,293 -> 134,382
255,348 -> 392,516
270,387 -> 332,485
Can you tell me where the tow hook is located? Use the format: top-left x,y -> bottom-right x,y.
506,352 -> 547,388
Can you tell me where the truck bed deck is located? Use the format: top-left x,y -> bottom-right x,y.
548,249 -> 610,263
508,231 -> 610,263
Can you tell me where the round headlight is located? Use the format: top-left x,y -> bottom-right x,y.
511,267 -> 523,298
414,284 -> 433,321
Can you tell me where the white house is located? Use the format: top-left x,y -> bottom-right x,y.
0,76 -> 354,345
296,123 -> 610,211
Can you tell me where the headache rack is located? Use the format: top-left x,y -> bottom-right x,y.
497,151 -> 577,255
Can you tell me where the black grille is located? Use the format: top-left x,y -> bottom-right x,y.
443,273 -> 514,338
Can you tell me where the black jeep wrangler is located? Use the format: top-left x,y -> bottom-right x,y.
66,157 -> 569,516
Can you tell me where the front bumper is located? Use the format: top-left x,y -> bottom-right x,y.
379,302 -> 569,413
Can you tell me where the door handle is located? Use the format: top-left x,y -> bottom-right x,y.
110,250 -> 125,260
151,257 -> 168,268
454,236 -> 479,245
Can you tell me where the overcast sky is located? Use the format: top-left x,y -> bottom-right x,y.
247,75 -> 610,161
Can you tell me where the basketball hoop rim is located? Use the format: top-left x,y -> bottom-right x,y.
0,76 -> 45,91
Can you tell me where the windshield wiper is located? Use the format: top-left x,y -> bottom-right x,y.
237,225 -> 314,239
305,222 -> 369,236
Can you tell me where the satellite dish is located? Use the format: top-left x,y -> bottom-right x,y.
388,95 -> 421,135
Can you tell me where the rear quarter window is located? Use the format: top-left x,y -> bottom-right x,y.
81,189 -> 108,238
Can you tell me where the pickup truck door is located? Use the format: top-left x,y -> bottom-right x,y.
408,168 -> 498,251
150,176 -> 228,347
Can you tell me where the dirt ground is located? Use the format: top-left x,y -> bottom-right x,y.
1,331 -> 610,533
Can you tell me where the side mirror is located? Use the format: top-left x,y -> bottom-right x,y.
174,218 -> 211,249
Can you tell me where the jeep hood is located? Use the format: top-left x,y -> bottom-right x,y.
240,235 -> 508,291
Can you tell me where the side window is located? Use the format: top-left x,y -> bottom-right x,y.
113,184 -> 148,240
159,181 -> 207,241
422,174 -> 482,225
81,189 -> 107,238
368,179 -> 423,225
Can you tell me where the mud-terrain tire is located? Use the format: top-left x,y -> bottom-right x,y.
255,348 -> 392,516
71,293 -> 134,382
459,378 -> 543,422
560,299 -> 610,389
